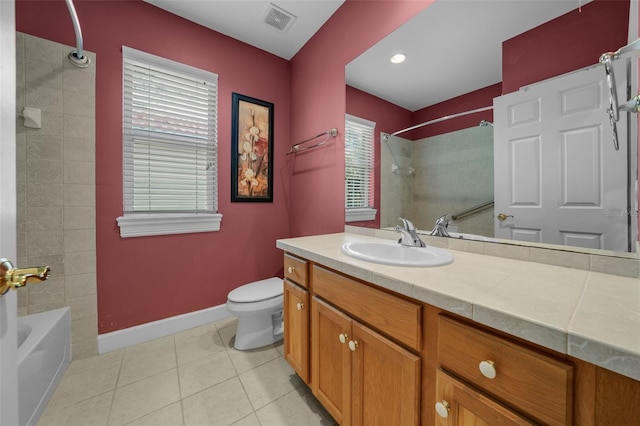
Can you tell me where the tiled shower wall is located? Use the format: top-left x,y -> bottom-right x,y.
15,33 -> 97,359
380,134 -> 413,228
412,126 -> 494,237
381,126 -> 494,236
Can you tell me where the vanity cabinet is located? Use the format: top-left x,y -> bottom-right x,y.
436,315 -> 573,425
311,289 -> 421,425
308,263 -> 421,425
284,279 -> 309,383
281,251 -> 640,426
283,254 -> 309,383
311,297 -> 351,424
434,369 -> 536,425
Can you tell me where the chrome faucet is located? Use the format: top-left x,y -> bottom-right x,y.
395,218 -> 426,247
429,214 -> 451,237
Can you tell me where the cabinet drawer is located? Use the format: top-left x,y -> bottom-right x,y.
284,254 -> 308,288
313,265 -> 421,351
437,316 -> 573,425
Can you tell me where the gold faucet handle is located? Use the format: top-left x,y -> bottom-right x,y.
0,258 -> 50,295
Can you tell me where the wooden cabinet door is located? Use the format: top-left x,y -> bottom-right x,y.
284,279 -> 309,383
351,321 -> 421,426
435,369 -> 536,426
312,297 -> 352,425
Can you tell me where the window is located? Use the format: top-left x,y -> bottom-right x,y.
117,47 -> 222,237
345,114 -> 377,222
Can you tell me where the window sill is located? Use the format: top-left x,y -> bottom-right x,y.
345,207 -> 377,222
116,213 -> 223,238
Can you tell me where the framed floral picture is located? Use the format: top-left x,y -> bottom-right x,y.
231,93 -> 274,202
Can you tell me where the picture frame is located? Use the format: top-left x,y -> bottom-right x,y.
231,93 -> 274,202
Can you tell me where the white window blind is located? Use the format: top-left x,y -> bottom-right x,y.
118,47 -> 221,237
123,47 -> 217,213
345,114 -> 377,222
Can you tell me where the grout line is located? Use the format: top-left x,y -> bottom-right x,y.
105,345 -> 126,426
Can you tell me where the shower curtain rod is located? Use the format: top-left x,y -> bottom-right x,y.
65,0 -> 90,67
385,105 -> 493,140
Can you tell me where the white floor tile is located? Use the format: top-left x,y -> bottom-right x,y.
239,357 -> 304,410
108,368 -> 181,425
182,377 -> 253,426
36,318 -> 335,426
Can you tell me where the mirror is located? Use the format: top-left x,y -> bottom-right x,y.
345,0 -> 638,255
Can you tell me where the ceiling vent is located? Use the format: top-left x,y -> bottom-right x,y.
262,3 -> 297,33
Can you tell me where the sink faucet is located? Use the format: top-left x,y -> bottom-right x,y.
395,218 -> 426,247
429,214 -> 450,237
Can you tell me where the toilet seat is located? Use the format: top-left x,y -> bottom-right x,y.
227,277 -> 283,303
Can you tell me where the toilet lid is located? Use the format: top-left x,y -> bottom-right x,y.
228,277 -> 283,303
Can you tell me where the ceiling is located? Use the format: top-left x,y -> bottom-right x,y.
143,0 -> 345,60
346,0 -> 592,111
144,0 -> 591,111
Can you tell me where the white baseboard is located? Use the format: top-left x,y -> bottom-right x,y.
98,304 -> 232,354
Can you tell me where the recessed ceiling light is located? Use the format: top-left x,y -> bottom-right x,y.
390,53 -> 406,64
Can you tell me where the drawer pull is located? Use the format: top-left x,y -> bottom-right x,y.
479,360 -> 497,379
287,266 -> 295,274
296,302 -> 305,311
435,400 -> 450,418
348,340 -> 359,351
339,333 -> 348,344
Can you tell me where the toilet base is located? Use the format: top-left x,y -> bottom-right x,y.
233,310 -> 284,350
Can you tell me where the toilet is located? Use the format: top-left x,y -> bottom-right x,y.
226,277 -> 284,350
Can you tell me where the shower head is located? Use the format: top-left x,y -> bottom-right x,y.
479,120 -> 493,127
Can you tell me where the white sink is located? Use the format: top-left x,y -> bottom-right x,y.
341,240 -> 453,267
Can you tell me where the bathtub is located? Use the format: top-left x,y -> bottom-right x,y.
18,308 -> 71,426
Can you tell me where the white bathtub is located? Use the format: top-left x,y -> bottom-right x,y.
18,308 -> 71,426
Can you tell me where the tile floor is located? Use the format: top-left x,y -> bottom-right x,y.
37,317 -> 336,426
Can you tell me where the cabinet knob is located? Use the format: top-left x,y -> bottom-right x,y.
479,360 -> 497,379
348,340 -> 359,351
287,266 -> 295,274
296,302 -> 304,311
338,333 -> 348,344
435,400 -> 450,418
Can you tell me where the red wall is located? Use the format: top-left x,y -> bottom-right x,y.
16,0 -> 292,333
346,85 -> 413,229
502,0 -> 629,94
288,0 -> 432,237
15,0 -> 431,333
16,0 -> 635,333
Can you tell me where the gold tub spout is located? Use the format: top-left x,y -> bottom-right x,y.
0,258 -> 50,296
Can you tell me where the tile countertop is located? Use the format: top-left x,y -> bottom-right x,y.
276,232 -> 640,382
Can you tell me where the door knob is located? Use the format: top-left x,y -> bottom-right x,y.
348,340 -> 359,351
0,258 -> 50,296
287,266 -> 295,274
296,302 -> 304,311
338,333 -> 348,344
497,213 -> 514,221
